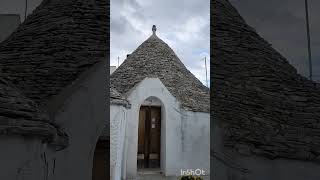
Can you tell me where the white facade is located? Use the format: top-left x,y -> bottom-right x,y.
110,104 -> 128,180
111,77 -> 210,179
0,60 -> 108,180
47,61 -> 108,180
0,137 -> 46,180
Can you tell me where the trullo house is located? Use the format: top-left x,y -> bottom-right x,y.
110,25 -> 210,179
0,0 -> 108,180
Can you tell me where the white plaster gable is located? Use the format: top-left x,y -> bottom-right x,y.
141,96 -> 162,106
47,60 -> 108,180
125,77 -> 181,110
110,105 -> 127,180
45,60 -> 106,120
123,77 -> 185,177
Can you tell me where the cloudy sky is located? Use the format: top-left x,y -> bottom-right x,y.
110,0 -> 210,86
230,0 -> 320,81
0,0 -> 42,21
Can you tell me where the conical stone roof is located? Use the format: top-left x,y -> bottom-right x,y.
213,0 -> 320,161
111,27 -> 209,112
0,0 -> 107,104
0,77 -> 67,147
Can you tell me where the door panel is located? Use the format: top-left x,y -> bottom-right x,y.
138,107 -> 146,154
137,107 -> 147,169
149,107 -> 161,168
137,106 -> 161,169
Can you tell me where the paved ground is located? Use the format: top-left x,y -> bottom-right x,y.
136,174 -> 210,180
126,170 -> 210,180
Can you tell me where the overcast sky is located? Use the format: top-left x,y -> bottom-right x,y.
3,0 -> 317,83
110,0 -> 210,86
0,0 -> 42,21
230,0 -> 320,81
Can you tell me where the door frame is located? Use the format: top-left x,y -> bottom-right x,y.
123,78 -> 183,178
92,139 -> 109,180
137,105 -> 161,169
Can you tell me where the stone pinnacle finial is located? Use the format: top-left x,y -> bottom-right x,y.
152,25 -> 157,35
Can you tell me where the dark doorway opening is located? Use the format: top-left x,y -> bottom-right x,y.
92,139 -> 109,180
137,106 -> 161,169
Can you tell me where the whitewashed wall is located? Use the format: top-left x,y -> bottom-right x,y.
212,123 -> 320,180
0,60 -> 106,180
110,104 -> 127,180
110,66 -> 116,74
123,77 -> 210,178
124,78 -> 181,178
237,155 -> 320,180
181,110 -> 210,175
213,151 -> 320,180
0,136 -> 49,180
44,61 -> 107,180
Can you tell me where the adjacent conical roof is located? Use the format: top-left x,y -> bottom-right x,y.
0,77 -> 66,147
111,27 -> 209,112
213,0 -> 320,161
0,0 -> 107,104
0,78 -> 47,122
110,87 -> 129,106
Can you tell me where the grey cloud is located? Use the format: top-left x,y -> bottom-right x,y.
230,0 -> 320,81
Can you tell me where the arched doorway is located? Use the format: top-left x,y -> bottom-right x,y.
92,136 -> 109,180
137,97 -> 162,170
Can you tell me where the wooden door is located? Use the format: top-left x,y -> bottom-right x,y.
92,140 -> 109,180
137,106 -> 161,169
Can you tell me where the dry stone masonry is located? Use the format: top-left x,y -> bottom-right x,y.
0,77 -> 67,148
212,0 -> 320,161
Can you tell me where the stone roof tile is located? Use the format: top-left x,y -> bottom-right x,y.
0,77 -> 67,148
111,30 -> 209,112
213,0 -> 320,161
0,0 -> 108,104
